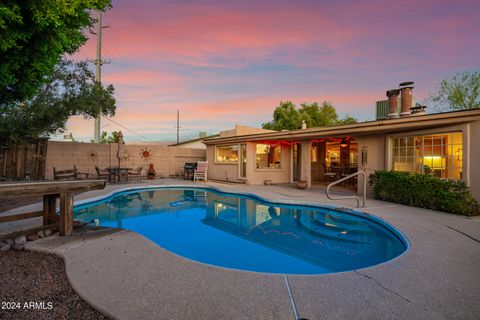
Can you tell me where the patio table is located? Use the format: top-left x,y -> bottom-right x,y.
106,166 -> 132,184
0,180 -> 106,236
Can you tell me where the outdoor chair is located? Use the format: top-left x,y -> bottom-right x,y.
128,166 -> 143,182
322,163 -> 337,184
73,165 -> 89,179
53,167 -> 76,180
95,166 -> 111,181
339,166 -> 357,185
194,161 -> 208,182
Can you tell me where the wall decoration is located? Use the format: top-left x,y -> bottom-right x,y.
140,147 -> 153,161
87,150 -> 98,161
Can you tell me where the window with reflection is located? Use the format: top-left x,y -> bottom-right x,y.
391,132 -> 463,180
214,201 -> 239,224
216,145 -> 238,163
255,144 -> 281,169
311,145 -> 319,163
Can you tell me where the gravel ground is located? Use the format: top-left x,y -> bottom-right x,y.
0,250 -> 110,320
0,196 -> 42,213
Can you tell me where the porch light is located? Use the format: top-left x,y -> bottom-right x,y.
340,138 -> 348,148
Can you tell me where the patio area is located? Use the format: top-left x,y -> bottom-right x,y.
2,179 -> 480,319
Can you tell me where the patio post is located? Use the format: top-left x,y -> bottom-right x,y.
59,192 -> 74,236
300,140 -> 312,189
43,194 -> 58,225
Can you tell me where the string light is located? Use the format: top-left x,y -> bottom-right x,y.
249,136 -> 353,146
253,140 -> 299,146
312,136 -> 352,144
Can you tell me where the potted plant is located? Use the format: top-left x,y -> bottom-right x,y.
297,180 -> 307,189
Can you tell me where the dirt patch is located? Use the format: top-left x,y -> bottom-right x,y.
0,196 -> 42,213
0,250 -> 109,320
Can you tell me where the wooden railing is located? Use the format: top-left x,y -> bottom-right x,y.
0,180 -> 106,236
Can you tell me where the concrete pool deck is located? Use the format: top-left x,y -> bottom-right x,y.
3,179 -> 480,319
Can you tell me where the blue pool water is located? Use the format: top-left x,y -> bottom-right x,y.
74,188 -> 407,274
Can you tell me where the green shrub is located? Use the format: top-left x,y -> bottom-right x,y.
369,170 -> 480,216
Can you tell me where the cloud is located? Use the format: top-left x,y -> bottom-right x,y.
65,0 -> 480,141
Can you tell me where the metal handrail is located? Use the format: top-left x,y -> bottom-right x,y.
326,170 -> 366,208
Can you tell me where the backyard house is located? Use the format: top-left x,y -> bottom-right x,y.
204,87 -> 480,201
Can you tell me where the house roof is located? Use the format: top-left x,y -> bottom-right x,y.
169,134 -> 220,146
203,109 -> 480,145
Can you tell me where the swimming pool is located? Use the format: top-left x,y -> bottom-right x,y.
74,187 -> 408,274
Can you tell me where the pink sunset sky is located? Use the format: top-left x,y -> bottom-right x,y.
64,0 -> 480,142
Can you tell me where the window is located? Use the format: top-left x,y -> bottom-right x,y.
391,132 -> 463,180
256,144 -> 281,169
311,145 -> 319,162
325,142 -> 340,167
216,145 -> 238,163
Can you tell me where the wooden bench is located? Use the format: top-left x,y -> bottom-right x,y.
0,180 -> 106,236
53,166 -> 89,180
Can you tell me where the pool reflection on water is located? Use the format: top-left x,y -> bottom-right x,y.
74,188 -> 407,274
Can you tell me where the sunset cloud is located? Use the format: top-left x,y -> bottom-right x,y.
65,0 -> 480,142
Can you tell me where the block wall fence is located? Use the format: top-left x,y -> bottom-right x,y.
45,141 -> 206,180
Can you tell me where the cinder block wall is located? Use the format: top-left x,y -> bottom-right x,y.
45,141 -> 206,180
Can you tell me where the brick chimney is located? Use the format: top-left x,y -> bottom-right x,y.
399,81 -> 414,117
386,89 -> 400,118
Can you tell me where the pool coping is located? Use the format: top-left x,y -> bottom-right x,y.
22,181 -> 480,320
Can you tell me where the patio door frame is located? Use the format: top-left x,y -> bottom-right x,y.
292,143 -> 301,182
239,143 -> 247,179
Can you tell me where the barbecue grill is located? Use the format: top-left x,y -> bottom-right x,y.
184,162 -> 197,180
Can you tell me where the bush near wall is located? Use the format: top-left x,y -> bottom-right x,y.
369,170 -> 480,216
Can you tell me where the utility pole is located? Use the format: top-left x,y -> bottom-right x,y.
176,110 -> 180,144
93,10 -> 105,143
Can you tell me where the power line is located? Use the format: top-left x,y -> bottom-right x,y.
102,116 -> 155,142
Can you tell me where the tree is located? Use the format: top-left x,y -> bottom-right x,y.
262,101 -> 357,130
262,101 -> 300,130
430,70 -> 480,112
100,131 -> 121,144
337,115 -> 358,125
0,0 -> 112,105
298,102 -> 339,127
0,59 -> 116,143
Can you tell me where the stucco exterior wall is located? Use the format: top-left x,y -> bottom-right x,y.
206,145 -> 240,182
356,135 -> 386,196
246,143 -> 291,185
45,141 -> 206,180
468,120 -> 480,200
207,143 -> 292,184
